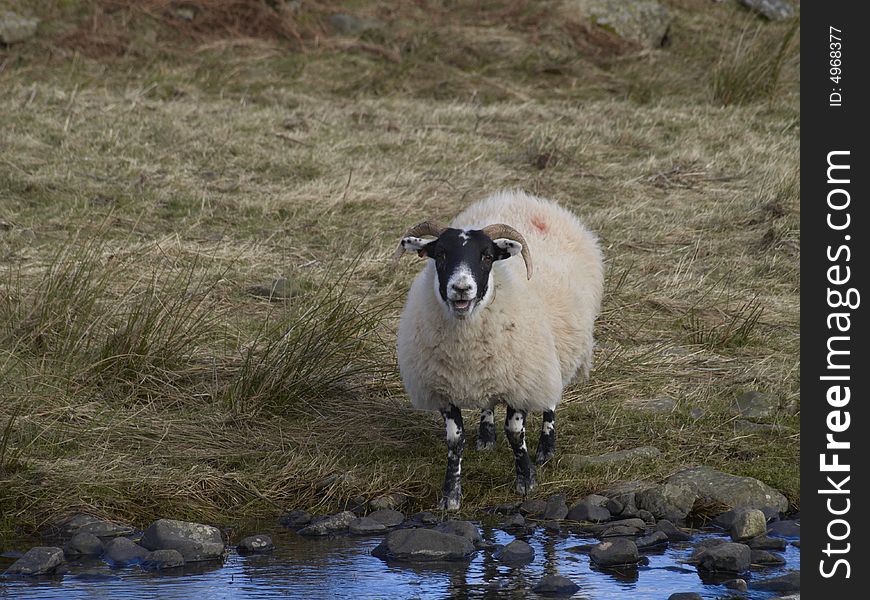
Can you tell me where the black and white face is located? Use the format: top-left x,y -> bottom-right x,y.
400,228 -> 523,319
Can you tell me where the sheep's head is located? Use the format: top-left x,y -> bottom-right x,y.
394,221 -> 532,320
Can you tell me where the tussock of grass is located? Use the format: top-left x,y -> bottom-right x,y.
0,0 -> 799,536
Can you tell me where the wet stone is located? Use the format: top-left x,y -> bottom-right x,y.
724,578 -> 748,592
495,539 -> 535,564
635,482 -> 696,521
349,517 -> 387,535
690,538 -> 727,561
667,594 -> 702,600
636,530 -> 669,550
493,502 -> 521,515
298,511 -> 357,537
767,519 -> 800,538
140,519 -> 225,562
542,520 -> 562,533
605,498 -> 623,515
751,549 -> 786,566
280,510 -> 311,529
542,494 -> 568,520
638,509 -> 656,524
104,537 -> 150,565
566,500 -> 610,523
696,542 -> 751,573
344,496 -> 368,516
434,520 -> 482,545
590,538 -> 639,567
142,549 -> 184,570
4,547 -> 64,577
533,574 -> 580,596
367,509 -> 404,528
746,535 -> 787,551
372,529 -> 474,562
600,523 -> 644,538
409,511 -> 439,526
501,513 -> 526,529
656,519 -> 692,542
519,498 -> 547,517
237,534 -> 274,553
667,466 -> 788,516
730,507 -> 767,541
51,513 -> 134,539
751,570 -> 800,593
63,532 -> 103,557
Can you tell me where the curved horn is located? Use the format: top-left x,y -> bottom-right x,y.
393,220 -> 448,261
480,223 -> 533,280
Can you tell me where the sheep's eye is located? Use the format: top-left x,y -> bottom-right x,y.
482,253 -> 493,264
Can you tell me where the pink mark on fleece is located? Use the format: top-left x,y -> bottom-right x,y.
531,215 -> 549,234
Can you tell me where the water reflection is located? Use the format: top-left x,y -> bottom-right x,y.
1,523 -> 800,599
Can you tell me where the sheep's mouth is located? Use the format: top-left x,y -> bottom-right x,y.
449,299 -> 475,317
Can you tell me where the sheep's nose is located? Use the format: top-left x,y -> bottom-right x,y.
451,282 -> 472,294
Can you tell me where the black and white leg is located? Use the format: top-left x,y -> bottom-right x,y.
439,404 -> 465,510
504,406 -> 536,496
536,408 -> 556,465
476,408 -> 496,450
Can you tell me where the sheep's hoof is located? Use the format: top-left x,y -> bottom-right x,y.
515,475 -> 537,496
476,438 -> 495,451
439,487 -> 462,511
535,448 -> 554,465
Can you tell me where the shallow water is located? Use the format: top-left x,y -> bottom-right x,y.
1,523 -> 800,599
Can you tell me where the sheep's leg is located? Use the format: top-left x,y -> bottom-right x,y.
505,406 -> 536,495
476,408 -> 496,450
439,404 -> 465,511
535,409 -> 556,465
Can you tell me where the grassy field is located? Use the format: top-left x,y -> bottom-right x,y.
0,0 -> 799,538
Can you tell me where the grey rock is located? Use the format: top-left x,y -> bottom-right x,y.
638,509 -> 656,524
566,500 -> 610,523
542,520 -> 562,533
590,538 -> 639,567
368,493 -> 408,511
349,517 -> 387,535
690,408 -> 705,420
501,513 -> 526,529
495,539 -> 535,564
605,498 -> 623,515
435,520 -> 482,545
1,551 -> 23,559
730,507 -> 767,541
519,498 -> 547,516
248,278 -> 300,301
280,510 -> 311,529
344,495 -> 368,516
747,535 -> 787,550
0,11 -> 38,44
570,446 -> 661,467
237,534 -> 274,553
767,519 -> 800,537
751,571 -> 800,592
667,466 -> 788,516
739,0 -> 795,21
566,543 -> 597,554
297,511 -> 357,536
4,547 -> 64,576
636,530 -> 669,549
725,578 -> 748,592
656,519 -> 692,542
64,532 -> 103,557
543,494 -> 569,520
668,594 -> 702,600
410,511 -> 439,525
104,537 -> 149,565
690,538 -> 726,561
51,514 -> 134,539
533,574 -> 580,596
583,494 -> 611,506
140,519 -> 225,562
600,522 -> 645,538
141,549 -> 184,570
624,396 -> 676,414
696,541 -> 751,573
328,13 -> 383,36
493,502 -> 521,514
713,509 -> 738,529
751,549 -> 786,566
574,0 -> 673,48
635,482 -> 696,521
367,509 -> 404,528
372,528 -> 475,562
733,390 -> 778,418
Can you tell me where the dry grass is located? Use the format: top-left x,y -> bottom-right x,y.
0,0 -> 799,537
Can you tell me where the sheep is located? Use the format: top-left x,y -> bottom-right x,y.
394,190 -> 603,510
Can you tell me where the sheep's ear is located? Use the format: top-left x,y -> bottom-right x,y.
401,236 -> 436,258
492,238 -> 523,261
